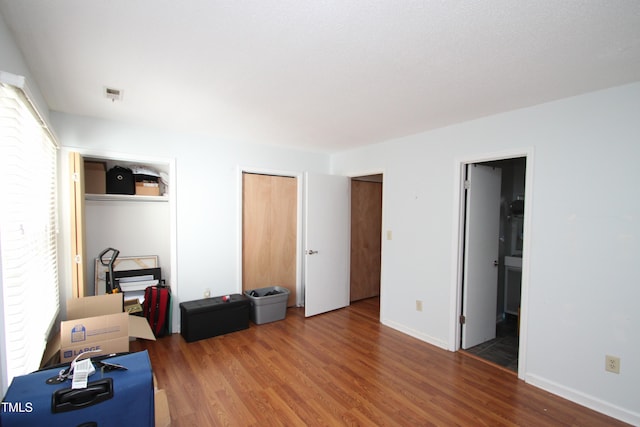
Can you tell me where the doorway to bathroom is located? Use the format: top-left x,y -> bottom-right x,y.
459,156 -> 526,372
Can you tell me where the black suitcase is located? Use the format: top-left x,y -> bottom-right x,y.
0,351 -> 154,427
106,166 -> 135,195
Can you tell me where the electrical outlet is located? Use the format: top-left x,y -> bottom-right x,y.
204,289 -> 211,298
387,230 -> 393,240
416,300 -> 423,312
605,355 -> 620,374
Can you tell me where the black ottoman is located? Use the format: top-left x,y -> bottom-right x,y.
179,294 -> 250,342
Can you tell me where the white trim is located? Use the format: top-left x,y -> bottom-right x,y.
381,318 -> 449,350
237,166 -> 304,306
0,70 -> 25,87
449,163 -> 467,351
518,150 -> 535,379
0,71 -> 59,148
344,169 -> 385,179
450,147 -> 534,382
526,373 -> 640,426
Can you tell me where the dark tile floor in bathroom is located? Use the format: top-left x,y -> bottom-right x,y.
465,314 -> 519,372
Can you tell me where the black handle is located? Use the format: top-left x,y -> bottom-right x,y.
99,247 -> 120,292
51,378 -> 114,413
98,247 -> 119,266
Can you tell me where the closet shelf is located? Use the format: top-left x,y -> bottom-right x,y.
85,193 -> 168,202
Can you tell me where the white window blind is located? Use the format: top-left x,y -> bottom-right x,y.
0,77 -> 59,392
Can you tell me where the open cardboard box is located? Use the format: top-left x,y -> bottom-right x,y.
43,293 -> 156,364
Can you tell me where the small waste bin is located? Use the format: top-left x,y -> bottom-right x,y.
244,286 -> 290,324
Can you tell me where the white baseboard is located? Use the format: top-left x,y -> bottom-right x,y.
380,317 -> 449,350
526,373 -> 640,426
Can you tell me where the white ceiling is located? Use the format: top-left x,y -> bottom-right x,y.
1,1 -> 639,153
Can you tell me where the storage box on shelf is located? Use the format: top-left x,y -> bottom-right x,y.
135,181 -> 160,196
84,161 -> 106,194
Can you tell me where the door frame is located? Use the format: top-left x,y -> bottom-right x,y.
60,148 -> 178,329
347,169 -> 386,320
237,166 -> 304,306
450,148 -> 534,380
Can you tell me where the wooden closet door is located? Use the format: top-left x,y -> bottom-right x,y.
69,151 -> 87,298
242,173 -> 297,306
350,180 -> 382,301
242,173 -> 271,291
269,175 -> 297,306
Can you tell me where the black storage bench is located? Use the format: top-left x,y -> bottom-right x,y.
179,294 -> 250,342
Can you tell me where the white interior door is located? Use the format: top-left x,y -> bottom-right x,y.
462,164 -> 502,349
304,172 -> 350,317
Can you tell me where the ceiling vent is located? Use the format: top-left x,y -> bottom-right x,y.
104,87 -> 123,102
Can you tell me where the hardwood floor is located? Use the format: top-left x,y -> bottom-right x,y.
131,298 -> 627,426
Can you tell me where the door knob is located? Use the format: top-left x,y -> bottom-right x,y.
306,250 -> 318,255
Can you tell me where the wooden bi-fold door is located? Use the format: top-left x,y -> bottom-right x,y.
242,173 -> 297,306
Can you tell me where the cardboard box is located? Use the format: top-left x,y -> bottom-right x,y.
84,161 -> 106,194
135,181 -> 161,196
155,389 -> 171,426
58,293 -> 155,363
153,374 -> 172,426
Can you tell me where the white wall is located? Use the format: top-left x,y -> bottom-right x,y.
51,112 -> 331,313
84,199 -> 171,295
0,11 -> 49,123
331,82 -> 640,424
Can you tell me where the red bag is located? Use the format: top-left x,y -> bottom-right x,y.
143,286 -> 171,337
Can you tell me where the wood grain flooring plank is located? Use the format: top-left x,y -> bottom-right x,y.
131,298 -> 629,426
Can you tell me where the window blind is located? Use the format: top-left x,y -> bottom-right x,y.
0,78 -> 59,392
